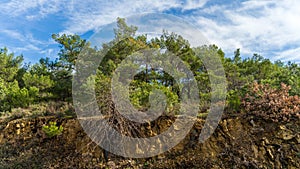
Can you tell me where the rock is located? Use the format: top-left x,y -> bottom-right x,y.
277,127 -> 295,140
282,132 -> 295,140
250,119 -> 256,127
275,154 -> 281,169
130,159 -> 136,165
266,147 -> 274,159
157,154 -> 165,159
296,134 -> 300,144
251,144 -> 258,158
262,137 -> 270,144
107,161 -> 116,169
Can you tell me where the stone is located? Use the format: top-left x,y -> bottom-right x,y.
266,147 -> 274,159
296,135 -> 300,144
107,161 -> 116,169
251,144 -> 258,158
280,130 -> 295,140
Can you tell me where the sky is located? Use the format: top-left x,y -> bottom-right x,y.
0,0 -> 299,64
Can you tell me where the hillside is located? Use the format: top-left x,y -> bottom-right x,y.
0,112 -> 299,168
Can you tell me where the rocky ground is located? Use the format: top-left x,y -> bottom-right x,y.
0,114 -> 299,169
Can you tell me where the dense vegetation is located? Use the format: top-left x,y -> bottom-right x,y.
0,18 -> 299,123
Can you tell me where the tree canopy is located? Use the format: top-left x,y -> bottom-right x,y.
0,18 -> 299,125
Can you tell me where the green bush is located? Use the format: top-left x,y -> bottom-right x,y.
42,121 -> 63,138
129,80 -> 179,113
226,89 -> 241,112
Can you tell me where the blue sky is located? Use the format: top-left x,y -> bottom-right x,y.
0,0 -> 299,63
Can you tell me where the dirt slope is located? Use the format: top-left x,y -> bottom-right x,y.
0,115 -> 299,168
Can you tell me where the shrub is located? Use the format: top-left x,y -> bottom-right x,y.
0,80 -> 38,112
42,121 -> 63,138
226,89 -> 241,112
242,82 -> 300,122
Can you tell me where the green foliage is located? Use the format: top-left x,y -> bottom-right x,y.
42,121 -> 63,138
4,81 -> 38,110
1,17 -> 300,125
0,78 -> 7,101
226,90 -> 241,112
0,48 -> 23,82
50,34 -> 89,101
129,80 -> 179,112
297,152 -> 300,158
114,17 -> 138,41
52,34 -> 87,71
0,48 -> 39,112
23,72 -> 53,98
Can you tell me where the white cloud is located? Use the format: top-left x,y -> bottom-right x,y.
0,0 -> 299,63
238,0 -> 275,11
0,0 -> 39,16
63,0 -> 183,34
0,30 -> 24,41
39,48 -> 59,59
0,29 -> 54,60
127,14 -> 209,47
192,0 -> 300,61
0,0 -> 66,20
201,5 -> 226,14
274,47 -> 300,62
0,29 -> 49,46
182,0 -> 209,10
18,44 -> 41,51
3,44 -> 41,54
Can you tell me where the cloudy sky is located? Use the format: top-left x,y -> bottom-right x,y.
0,0 -> 299,63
